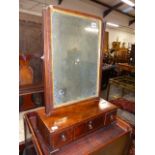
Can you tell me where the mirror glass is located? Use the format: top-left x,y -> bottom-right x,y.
51,10 -> 101,107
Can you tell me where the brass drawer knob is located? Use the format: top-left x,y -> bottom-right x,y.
110,115 -> 114,121
88,121 -> 93,130
61,134 -> 67,141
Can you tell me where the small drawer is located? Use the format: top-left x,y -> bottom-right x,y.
52,128 -> 73,148
74,122 -> 87,139
104,110 -> 117,126
74,116 -> 104,139
86,116 -> 103,131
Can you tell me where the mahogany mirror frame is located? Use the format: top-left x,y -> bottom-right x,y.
43,6 -> 104,116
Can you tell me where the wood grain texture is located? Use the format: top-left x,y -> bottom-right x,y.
43,8 -> 53,116
36,100 -> 117,149
52,6 -> 103,21
24,113 -> 132,155
19,83 -> 44,96
37,100 -> 117,132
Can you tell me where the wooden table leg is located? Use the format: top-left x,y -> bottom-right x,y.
106,83 -> 110,101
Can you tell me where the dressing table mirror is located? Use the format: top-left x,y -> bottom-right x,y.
24,6 -> 132,155
43,6 -> 103,115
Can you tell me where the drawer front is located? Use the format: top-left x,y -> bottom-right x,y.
74,116 -> 104,139
52,128 -> 73,148
86,116 -> 103,131
74,122 -> 87,139
104,110 -> 117,126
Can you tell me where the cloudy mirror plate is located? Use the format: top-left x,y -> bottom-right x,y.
51,10 -> 101,107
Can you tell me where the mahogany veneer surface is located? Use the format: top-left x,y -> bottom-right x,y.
25,112 -> 132,155
19,83 -> 44,96
36,100 -> 118,149
37,100 -> 117,132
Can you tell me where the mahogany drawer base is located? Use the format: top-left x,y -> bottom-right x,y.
36,100 -> 117,149
24,112 -> 132,155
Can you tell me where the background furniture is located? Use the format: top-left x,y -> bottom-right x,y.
106,76 -> 135,155
19,52 -> 44,111
129,44 -> 135,66
19,83 -> 44,111
116,63 -> 135,76
116,63 -> 135,73
110,98 -> 135,114
101,64 -> 116,89
19,20 -> 43,84
106,76 -> 135,101
103,31 -> 109,54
